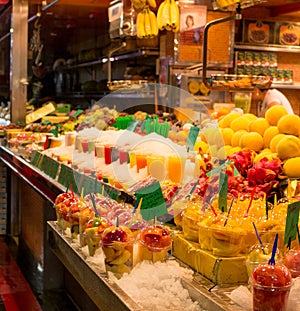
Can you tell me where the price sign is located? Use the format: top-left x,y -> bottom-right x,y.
82,175 -> 95,197
127,119 -> 139,132
41,156 -> 59,179
284,201 -> 300,246
31,151 -> 43,168
58,164 -> 76,191
218,172 -> 228,212
135,181 -> 167,221
186,126 -> 200,151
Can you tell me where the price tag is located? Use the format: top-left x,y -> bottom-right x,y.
58,164 -> 75,190
284,201 -> 300,245
218,172 -> 228,212
135,181 -> 167,221
73,109 -> 84,117
127,119 -> 139,132
31,151 -> 43,168
82,175 -> 95,197
186,126 -> 200,151
41,156 -> 59,179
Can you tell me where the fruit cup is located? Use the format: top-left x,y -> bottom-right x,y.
84,217 -> 110,256
135,225 -> 172,264
167,155 -> 186,183
246,243 -> 282,279
284,247 -> 300,278
101,226 -> 135,279
209,222 -> 246,257
250,263 -> 293,311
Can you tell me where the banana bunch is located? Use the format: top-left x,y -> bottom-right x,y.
130,0 -> 156,10
157,0 -> 180,32
136,7 -> 159,39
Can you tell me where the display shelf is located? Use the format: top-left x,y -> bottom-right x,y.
0,146 -> 63,204
66,48 -> 159,70
271,82 -> 300,90
47,221 -> 244,311
234,43 -> 300,53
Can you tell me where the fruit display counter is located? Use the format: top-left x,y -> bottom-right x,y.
0,145 -> 247,311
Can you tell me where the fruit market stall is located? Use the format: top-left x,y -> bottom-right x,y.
2,95 -> 300,310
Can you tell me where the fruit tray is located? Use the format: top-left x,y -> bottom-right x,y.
210,74 -> 272,91
107,80 -> 149,92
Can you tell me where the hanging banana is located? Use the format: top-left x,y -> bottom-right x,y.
136,7 -> 159,39
146,0 -> 157,8
157,0 -> 180,32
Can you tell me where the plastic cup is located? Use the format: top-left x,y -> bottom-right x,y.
209,225 -> 246,257
84,229 -> 102,257
65,132 -> 76,146
284,248 -> 300,278
135,153 -> 147,173
234,92 -> 251,113
81,140 -> 89,153
102,240 -> 134,279
167,155 -> 186,183
250,279 -> 292,311
246,243 -> 282,279
95,143 -> 104,158
136,239 -> 171,264
119,149 -> 128,165
135,225 -> 172,264
146,155 -> 166,181
104,145 -> 112,165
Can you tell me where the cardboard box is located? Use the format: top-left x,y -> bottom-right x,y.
173,233 -> 248,285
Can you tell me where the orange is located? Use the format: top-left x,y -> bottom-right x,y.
269,133 -> 286,153
221,112 -> 241,128
248,117 -> 270,136
230,116 -> 251,132
265,105 -> 288,126
263,126 -> 279,149
231,130 -> 247,147
277,114 -> 300,136
239,132 -> 264,152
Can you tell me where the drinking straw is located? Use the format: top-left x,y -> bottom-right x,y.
274,193 -> 277,209
266,198 -> 269,220
252,222 -> 266,254
297,224 -> 300,246
268,233 -> 279,265
65,185 -> 69,193
186,178 -> 200,200
81,187 -> 85,198
209,204 -> 218,217
69,183 -> 74,194
89,193 -> 100,217
244,187 -> 256,218
224,197 -> 234,227
287,179 -> 292,202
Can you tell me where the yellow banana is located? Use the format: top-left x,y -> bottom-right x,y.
144,9 -> 152,37
157,0 -> 171,31
146,0 -> 157,8
136,11 -> 146,39
169,0 -> 180,31
148,9 -> 158,37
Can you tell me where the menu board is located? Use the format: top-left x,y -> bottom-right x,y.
176,8 -> 233,65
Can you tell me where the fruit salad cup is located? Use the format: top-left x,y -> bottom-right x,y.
246,243 -> 282,278
284,247 -> 300,278
54,192 -> 77,233
69,200 -> 94,243
84,217 -> 110,256
101,226 -> 135,279
209,218 -> 246,257
136,225 -> 172,264
250,263 -> 293,311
